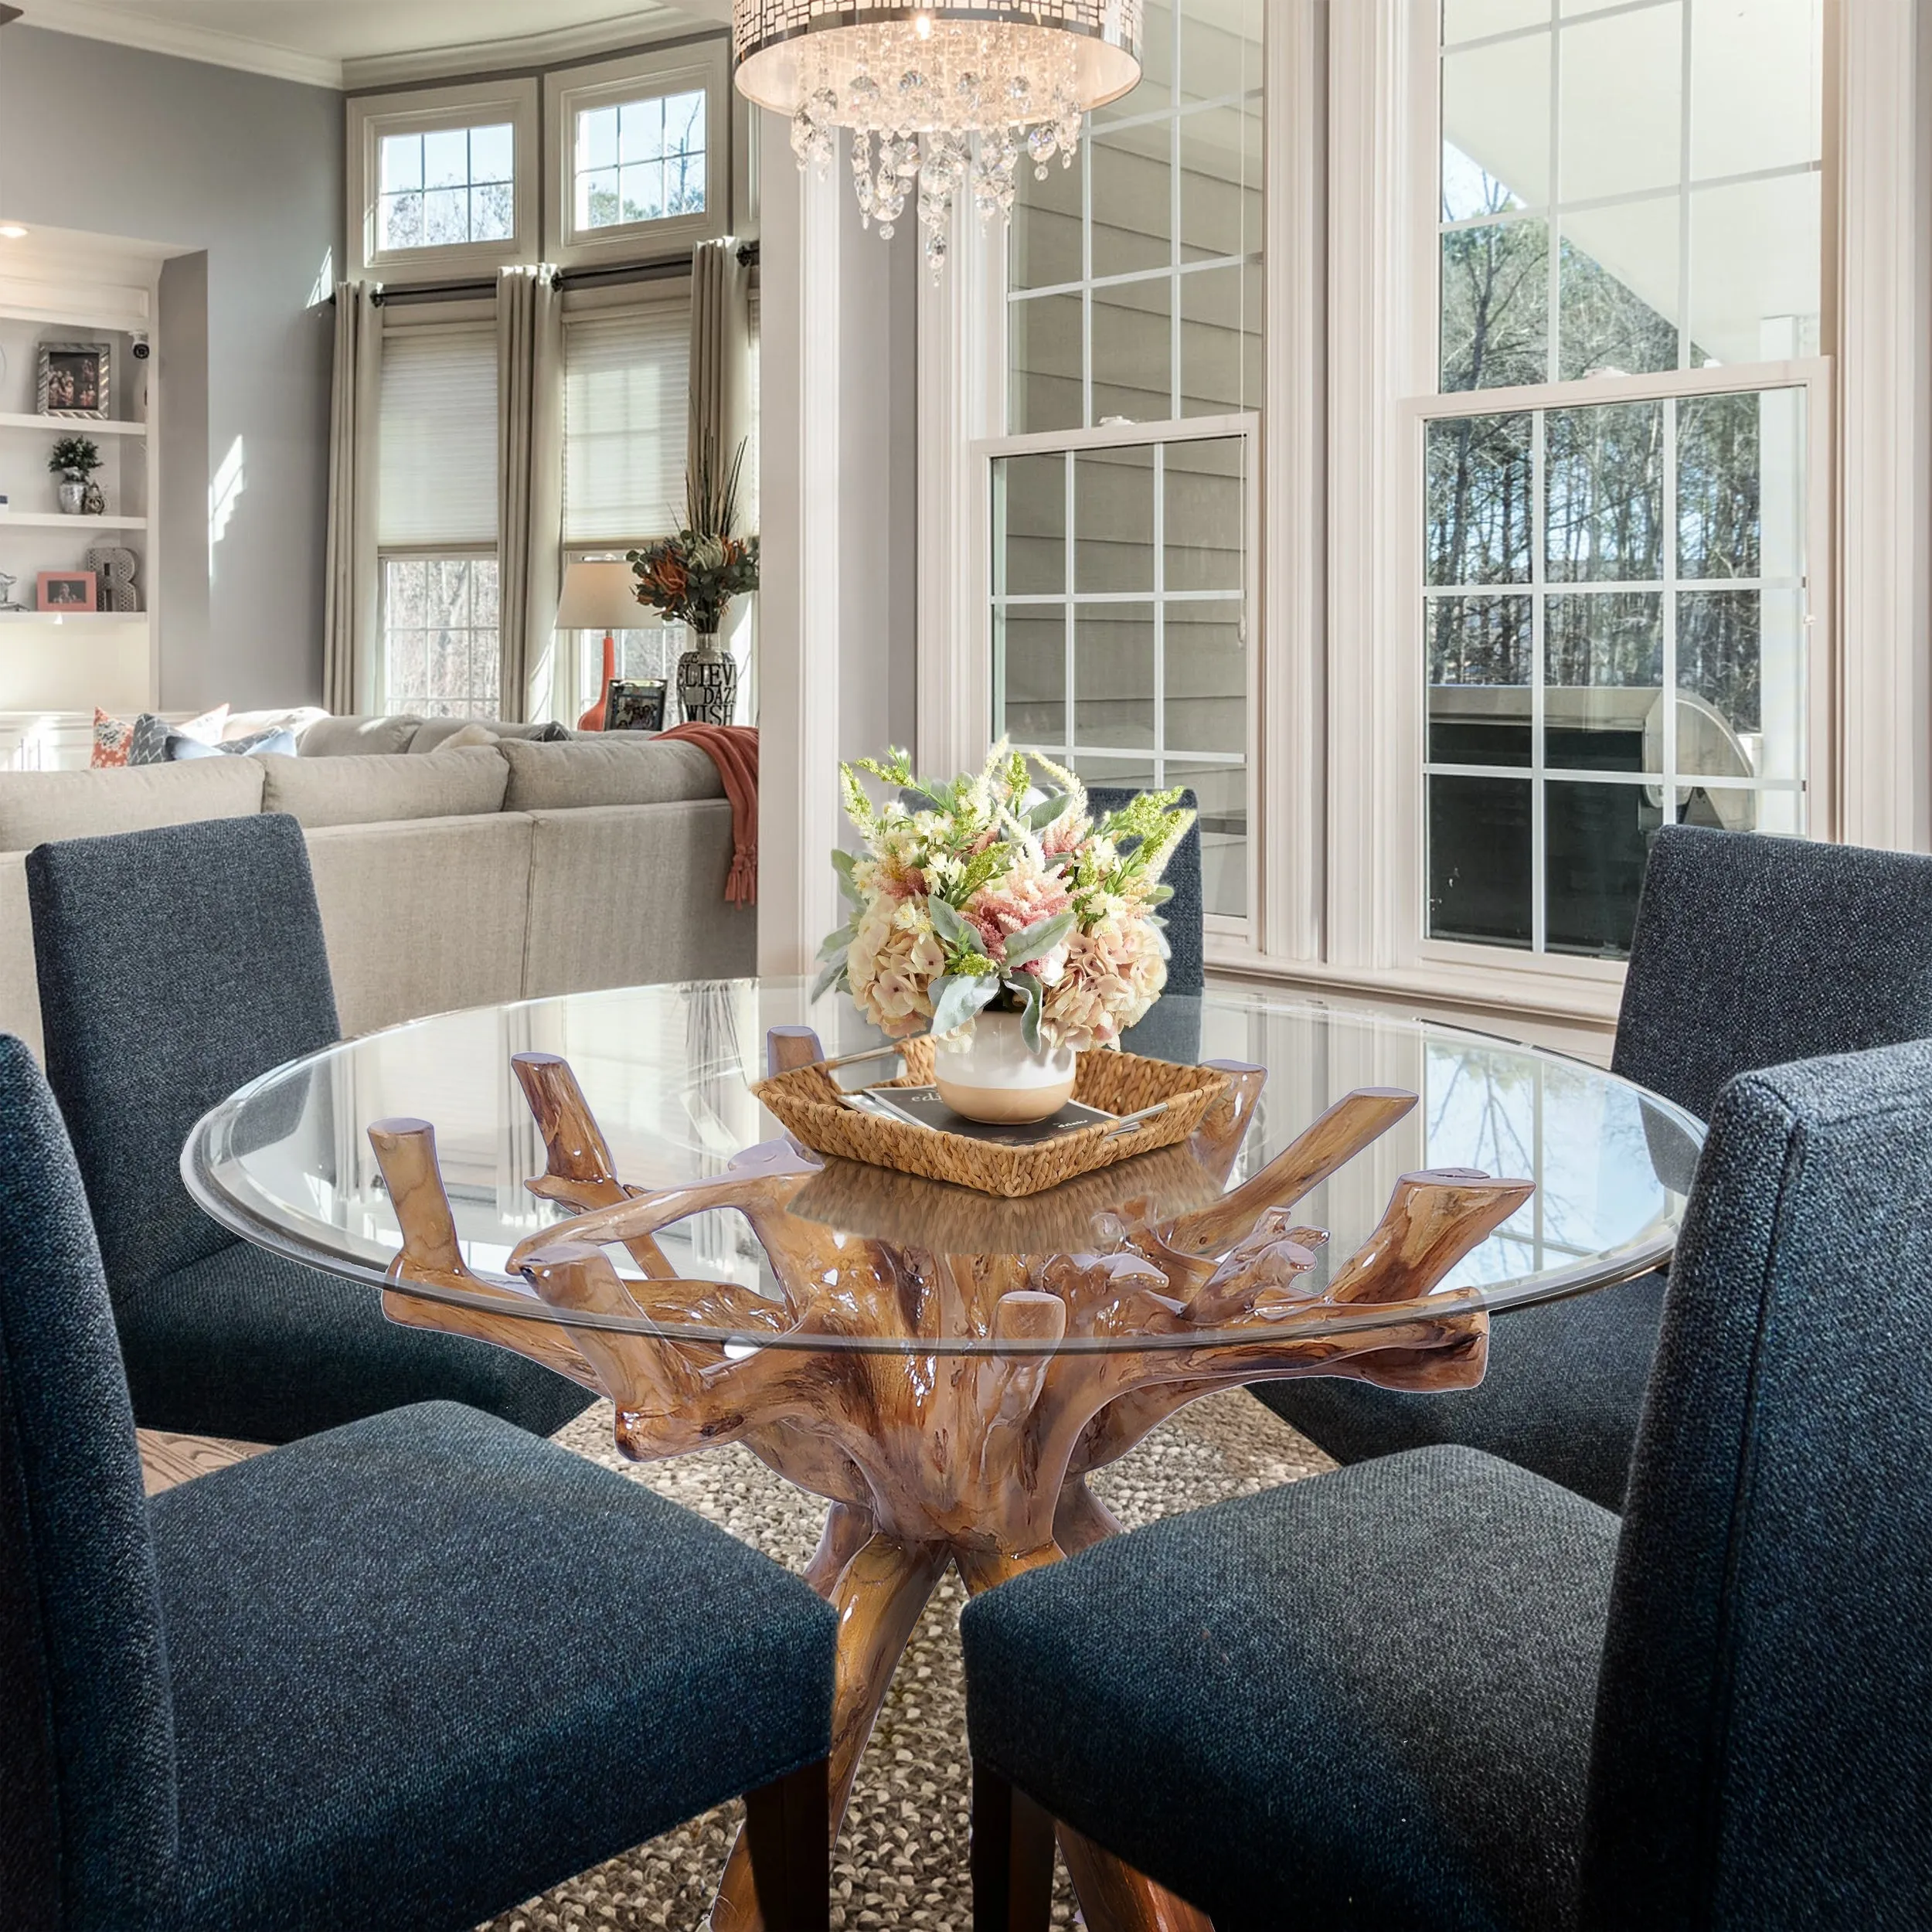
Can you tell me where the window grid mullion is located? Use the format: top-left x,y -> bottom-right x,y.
1531,408 -> 1549,955
1153,446 -> 1167,789
1063,452 -> 1077,767
1545,0 -> 1563,389
1678,0 -> 1696,369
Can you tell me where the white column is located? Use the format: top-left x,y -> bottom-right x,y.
1835,0 -> 1932,851
757,114 -> 920,976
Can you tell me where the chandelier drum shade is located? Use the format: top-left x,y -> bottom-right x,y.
733,2 -> 1144,273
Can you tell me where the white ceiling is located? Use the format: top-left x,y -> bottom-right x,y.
14,0 -> 735,89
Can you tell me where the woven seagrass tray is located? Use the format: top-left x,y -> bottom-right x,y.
753,1038 -> 1229,1199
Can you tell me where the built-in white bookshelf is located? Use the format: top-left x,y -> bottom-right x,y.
0,231 -> 164,713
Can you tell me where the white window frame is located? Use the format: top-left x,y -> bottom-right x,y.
347,78 -> 540,283
1316,0 -> 1847,1023
1408,357 -> 1835,992
544,42 -> 731,270
921,0 -> 1923,1027
376,546 -> 504,720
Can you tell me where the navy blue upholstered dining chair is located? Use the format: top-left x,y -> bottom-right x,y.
0,1031 -> 836,1932
1253,823 -> 1932,1507
962,1039 -> 1932,1930
25,814 -> 594,1444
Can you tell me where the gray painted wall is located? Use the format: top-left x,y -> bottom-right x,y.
0,26 -> 342,708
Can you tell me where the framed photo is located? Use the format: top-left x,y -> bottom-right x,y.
604,678 -> 667,733
37,570 -> 98,612
37,342 -> 111,420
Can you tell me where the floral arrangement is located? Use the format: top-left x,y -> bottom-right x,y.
627,437 -> 760,636
816,745 -> 1194,1053
48,436 -> 102,481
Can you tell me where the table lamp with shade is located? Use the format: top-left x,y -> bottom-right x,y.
554,560 -> 641,731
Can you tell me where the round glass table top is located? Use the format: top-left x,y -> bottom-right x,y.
184,978 -> 1704,1357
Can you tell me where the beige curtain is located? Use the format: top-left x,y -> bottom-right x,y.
690,238 -> 757,719
321,281 -> 383,716
689,237 -> 754,507
497,264 -> 564,723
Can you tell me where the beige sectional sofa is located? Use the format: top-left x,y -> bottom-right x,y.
0,734 -> 755,1058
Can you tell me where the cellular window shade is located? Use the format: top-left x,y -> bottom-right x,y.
564,302 -> 690,544
378,325 -> 498,546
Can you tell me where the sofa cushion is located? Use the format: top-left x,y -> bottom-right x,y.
260,747 -> 509,828
304,815 -> 533,1036
0,758 -> 266,852
297,714 -> 423,758
408,717 -> 567,753
500,737 -> 723,813
224,706 -> 329,745
522,802 -> 756,997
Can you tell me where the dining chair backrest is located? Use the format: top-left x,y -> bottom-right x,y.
0,1033 -> 176,1932
1612,824 -> 1932,1121
1085,786 -> 1204,997
26,814 -> 341,1297
1580,1040 -> 1932,1929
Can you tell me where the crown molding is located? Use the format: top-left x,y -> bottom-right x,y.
339,8 -> 726,91
17,0 -> 344,87
14,1 -> 733,96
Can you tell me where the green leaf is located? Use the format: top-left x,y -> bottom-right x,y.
902,787 -> 949,815
927,898 -> 973,948
1006,971 -> 1046,1053
1024,793 -> 1069,831
1145,883 -> 1174,906
810,956 -> 849,1002
829,848 -> 864,904
1003,910 -> 1075,969
929,972 -> 1000,1038
815,921 -> 857,961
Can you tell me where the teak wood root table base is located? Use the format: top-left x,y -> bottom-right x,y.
365,1029 -> 1535,1932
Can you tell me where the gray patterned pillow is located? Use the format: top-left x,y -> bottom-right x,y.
128,705 -> 229,764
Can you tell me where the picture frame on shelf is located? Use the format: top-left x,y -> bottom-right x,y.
37,570 -> 98,612
604,678 -> 668,732
37,342 -> 111,420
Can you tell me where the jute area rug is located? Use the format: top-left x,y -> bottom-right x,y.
483,1391 -> 1335,1932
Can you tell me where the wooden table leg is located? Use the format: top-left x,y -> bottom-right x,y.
955,1549 -> 1216,1932
711,1532 -> 951,1932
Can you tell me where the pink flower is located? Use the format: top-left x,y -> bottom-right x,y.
1042,914 -> 1168,1049
964,866 -> 1072,954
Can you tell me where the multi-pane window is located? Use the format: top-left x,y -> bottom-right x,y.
1425,0 -> 1822,961
378,325 -> 501,719
995,0 -> 1263,924
574,91 -> 707,232
995,432 -> 1252,917
381,559 -> 503,721
1009,1 -> 1262,432
378,124 -> 515,252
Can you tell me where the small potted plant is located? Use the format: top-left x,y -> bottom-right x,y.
817,746 -> 1192,1123
48,436 -> 103,516
627,438 -> 760,726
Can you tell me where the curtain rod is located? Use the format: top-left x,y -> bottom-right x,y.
346,239 -> 760,308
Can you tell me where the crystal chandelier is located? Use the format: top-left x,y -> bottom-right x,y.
733,3 -> 1144,274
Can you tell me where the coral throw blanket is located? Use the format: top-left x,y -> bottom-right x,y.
658,723 -> 759,906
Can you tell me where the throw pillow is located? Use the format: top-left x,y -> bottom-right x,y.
166,726 -> 298,760
431,723 -> 502,751
91,708 -> 136,769
130,704 -> 229,766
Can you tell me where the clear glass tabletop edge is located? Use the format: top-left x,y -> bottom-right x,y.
182,978 -> 1706,1358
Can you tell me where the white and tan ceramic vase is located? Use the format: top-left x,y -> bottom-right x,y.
934,1009 -> 1077,1124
